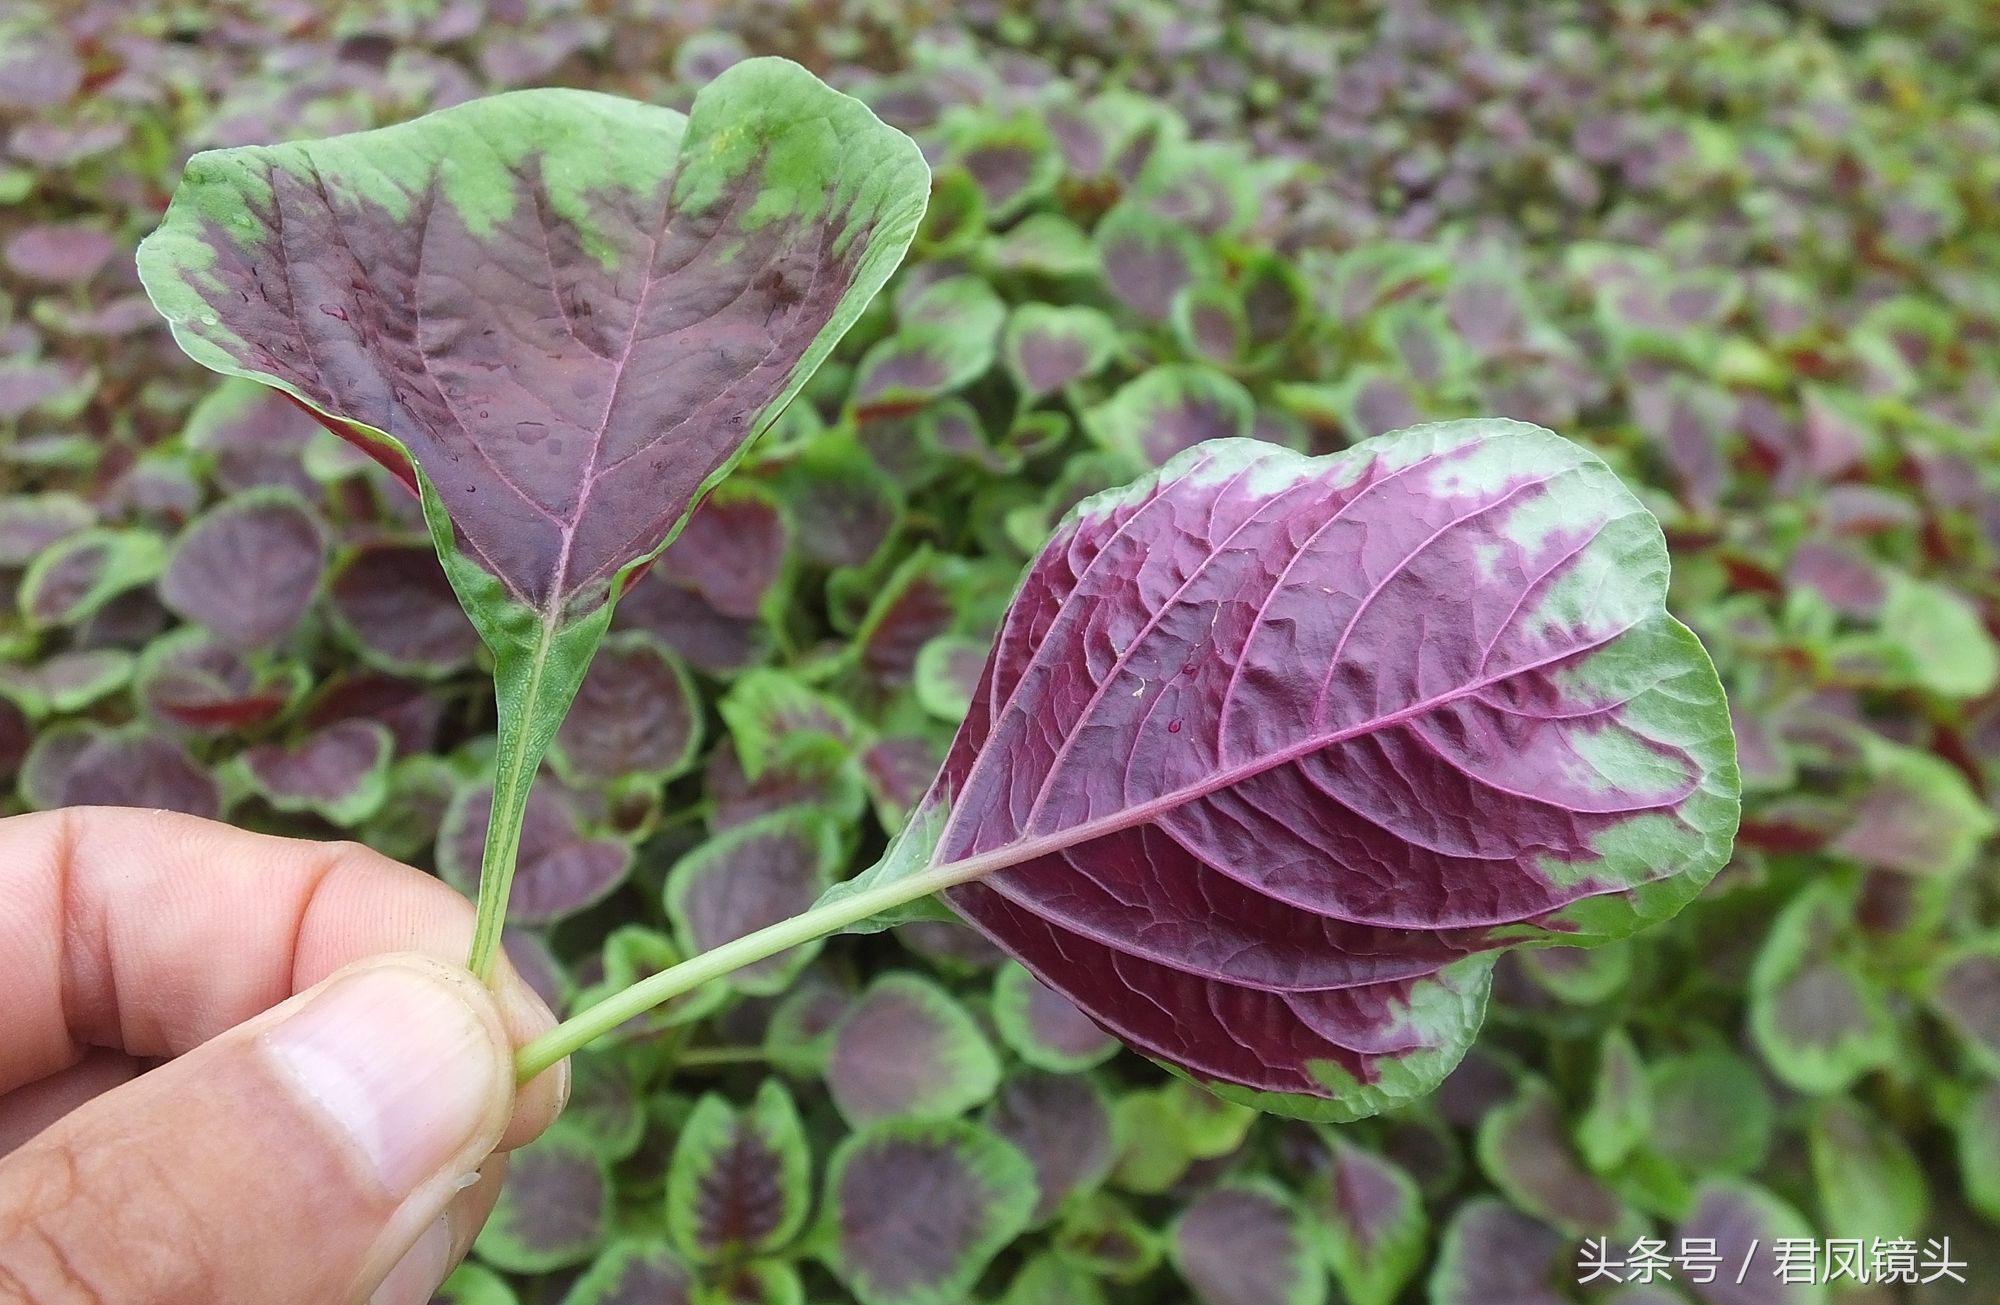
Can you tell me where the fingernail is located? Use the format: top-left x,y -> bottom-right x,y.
371,1217 -> 453,1305
264,962 -> 503,1198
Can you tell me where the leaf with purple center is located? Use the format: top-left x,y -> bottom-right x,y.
22,723 -> 220,819
137,56 -> 929,981
1675,1180 -> 1826,1305
19,527 -> 165,629
1748,882 -> 1894,1094
1310,1139 -> 1426,1305
818,1118 -> 1036,1305
327,540 -> 482,678
438,778 -> 634,926
1002,304 -> 1119,405
666,810 -> 843,997
665,1080 -> 811,1264
827,972 -> 1001,1127
549,630 -> 701,790
134,627 -> 307,732
0,648 -> 133,719
982,1071 -> 1115,1227
991,961 -> 1118,1073
234,719 -> 394,826
1084,364 -> 1255,468
1171,1181 -> 1326,1305
1095,200 -> 1209,321
559,1238 -> 695,1305
476,1122 -> 611,1274
1426,1199 -> 1566,1305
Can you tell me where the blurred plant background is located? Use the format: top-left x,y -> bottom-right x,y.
2,0 -> 1998,1301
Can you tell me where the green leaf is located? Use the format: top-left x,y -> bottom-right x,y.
666,1080 -> 812,1263
1807,1096 -> 1927,1241
1576,1028 -> 1653,1173
1957,1081 -> 2000,1221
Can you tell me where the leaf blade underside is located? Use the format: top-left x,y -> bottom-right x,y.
890,420 -> 1736,1121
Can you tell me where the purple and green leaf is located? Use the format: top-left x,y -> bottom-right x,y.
475,1123 -> 611,1274
1311,1140 -> 1426,1305
665,810 -> 843,997
1002,304 -> 1119,404
235,719 -> 394,826
826,421 -> 1736,1122
138,56 -> 928,978
550,630 -> 700,789
1170,1182 -> 1326,1305
818,1119 -> 1036,1305
559,1239 -> 695,1305
665,1080 -> 811,1264
991,961 -> 1119,1074
982,1071 -> 1115,1226
827,972 -> 1001,1127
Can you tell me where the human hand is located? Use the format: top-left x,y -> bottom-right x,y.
0,807 -> 570,1304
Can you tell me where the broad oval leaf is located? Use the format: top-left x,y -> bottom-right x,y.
158,489 -> 325,649
551,630 -> 700,787
138,57 -> 928,626
1312,1140 -> 1427,1305
868,421 -> 1737,1121
666,810 -> 842,996
439,779 -> 632,924
982,1071 -> 1115,1226
1171,1182 -> 1325,1305
477,1123 -> 611,1274
237,720 -> 395,826
819,1118 -> 1036,1305
827,973 -> 1001,1127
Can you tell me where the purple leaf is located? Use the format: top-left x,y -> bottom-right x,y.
439,780 -> 632,924
612,483 -> 789,673
561,1239 -> 696,1305
983,1071 -> 1114,1226
1676,1180 -> 1823,1305
551,631 -> 700,787
26,725 -> 221,819
159,490 -> 326,649
852,422 -> 1737,1121
1170,1183 -> 1323,1305
327,541 -> 481,676
1085,365 -> 1255,466
238,720 -> 394,825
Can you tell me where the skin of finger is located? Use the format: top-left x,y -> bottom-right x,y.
0,1049 -> 140,1158
0,808 -> 567,1150
0,955 -> 515,1305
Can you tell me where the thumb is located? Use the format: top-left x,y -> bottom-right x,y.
0,954 -> 519,1304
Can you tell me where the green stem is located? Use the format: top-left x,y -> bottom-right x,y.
515,851 -> 982,1083
466,626 -> 556,985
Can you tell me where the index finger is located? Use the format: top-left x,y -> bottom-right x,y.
0,806 -> 566,1145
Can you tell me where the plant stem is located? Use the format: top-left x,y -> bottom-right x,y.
466,626 -> 556,985
514,853 -> 980,1083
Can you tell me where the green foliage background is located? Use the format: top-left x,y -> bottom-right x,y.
1,1 -> 1996,1301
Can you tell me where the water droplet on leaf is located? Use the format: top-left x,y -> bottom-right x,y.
318,303 -> 348,320
1167,718 -> 1183,733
